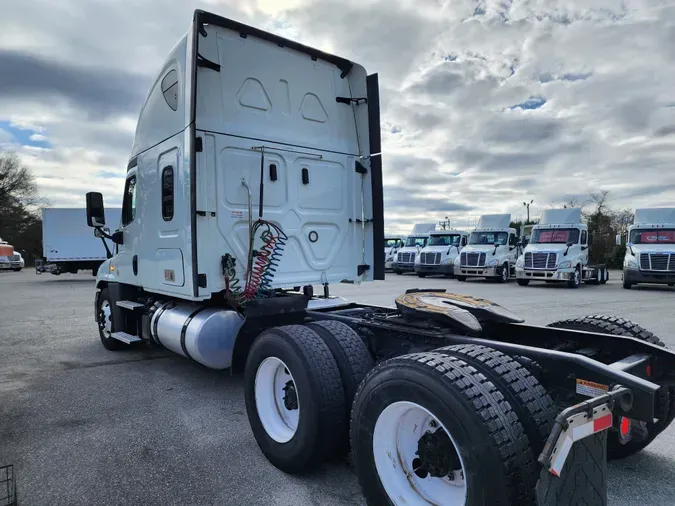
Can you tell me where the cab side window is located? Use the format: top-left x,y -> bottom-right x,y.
122,175 -> 137,226
461,236 -> 467,247
509,234 -> 518,246
581,230 -> 588,245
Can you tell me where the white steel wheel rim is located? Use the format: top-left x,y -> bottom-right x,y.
373,401 -> 467,505
255,357 -> 300,443
99,300 -> 112,337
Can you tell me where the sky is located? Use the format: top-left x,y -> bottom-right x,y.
1,0 -> 675,235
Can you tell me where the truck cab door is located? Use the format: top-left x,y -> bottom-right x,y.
580,230 -> 590,264
114,170 -> 141,285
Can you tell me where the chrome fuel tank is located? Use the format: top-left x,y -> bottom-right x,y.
150,302 -> 245,369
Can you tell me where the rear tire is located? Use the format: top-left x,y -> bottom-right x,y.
351,352 -> 534,506
547,315 -> 673,459
306,320 -> 373,452
96,288 -> 124,351
517,279 -> 530,286
244,325 -> 345,473
601,267 -> 608,284
435,345 -> 556,459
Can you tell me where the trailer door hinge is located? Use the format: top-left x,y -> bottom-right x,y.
198,274 -> 207,288
336,96 -> 367,105
355,160 -> 368,174
357,264 -> 370,276
350,218 -> 373,224
195,137 -> 203,152
197,53 -> 221,72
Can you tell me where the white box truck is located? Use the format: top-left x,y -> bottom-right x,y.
392,223 -> 435,274
38,208 -> 121,275
619,208 -> 675,289
516,208 -> 608,288
80,10 -> 675,505
454,214 -> 519,283
415,229 -> 468,278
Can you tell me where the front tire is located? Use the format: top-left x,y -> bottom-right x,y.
244,325 -> 345,473
96,288 -> 124,351
351,352 -> 534,506
417,273 -> 427,278
517,279 -> 530,286
456,276 -> 466,282
394,270 -> 403,275
567,266 -> 581,288
12,268 -> 22,272
497,263 -> 509,283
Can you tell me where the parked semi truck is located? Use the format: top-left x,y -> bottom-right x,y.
392,223 -> 435,274
37,208 -> 120,275
84,10 -> 675,505
516,208 -> 608,288
620,207 -> 675,289
415,229 -> 468,278
383,235 -> 405,271
454,214 -> 519,283
0,239 -> 24,272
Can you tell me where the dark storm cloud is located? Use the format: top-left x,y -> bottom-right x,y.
0,50 -> 149,119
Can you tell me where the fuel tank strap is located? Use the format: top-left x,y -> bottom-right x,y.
152,301 -> 175,347
180,306 -> 210,361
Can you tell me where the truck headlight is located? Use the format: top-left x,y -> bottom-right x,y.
624,258 -> 638,269
454,256 -> 461,266
516,257 -> 524,267
487,259 -> 499,266
557,260 -> 572,269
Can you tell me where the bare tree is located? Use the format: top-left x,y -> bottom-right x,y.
0,152 -> 40,209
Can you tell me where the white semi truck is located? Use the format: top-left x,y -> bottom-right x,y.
37,208 -> 121,275
454,214 -> 519,283
392,223 -> 435,274
415,229 -> 468,278
383,236 -> 405,271
0,239 -> 24,272
83,10 -> 675,505
619,208 -> 675,289
516,208 -> 608,288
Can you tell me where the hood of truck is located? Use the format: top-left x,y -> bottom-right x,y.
461,245 -> 495,255
421,245 -> 460,255
523,243 -> 568,254
630,244 -> 675,255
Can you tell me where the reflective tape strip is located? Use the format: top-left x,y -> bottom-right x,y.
548,408 -> 613,477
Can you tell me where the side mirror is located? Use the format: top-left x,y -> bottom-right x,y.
566,241 -> 574,247
86,192 -> 105,227
615,234 -> 621,246
517,241 -> 523,247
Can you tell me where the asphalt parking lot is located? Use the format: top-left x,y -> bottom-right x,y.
1,269 -> 675,505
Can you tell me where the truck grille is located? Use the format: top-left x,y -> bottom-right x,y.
640,253 -> 675,272
524,252 -> 557,269
420,252 -> 441,265
398,252 -> 415,264
9,255 -> 20,261
460,252 -> 486,267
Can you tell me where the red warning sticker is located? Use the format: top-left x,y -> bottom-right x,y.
576,379 -> 609,398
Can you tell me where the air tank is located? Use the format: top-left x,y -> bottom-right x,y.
150,302 -> 245,369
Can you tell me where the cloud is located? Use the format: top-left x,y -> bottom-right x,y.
1,0 -> 675,235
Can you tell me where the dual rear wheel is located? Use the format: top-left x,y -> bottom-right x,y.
245,324 -> 555,505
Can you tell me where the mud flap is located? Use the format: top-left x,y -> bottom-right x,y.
536,431 -> 607,506
536,386 -> 633,506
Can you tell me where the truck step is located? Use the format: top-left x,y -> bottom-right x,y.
116,300 -> 145,310
111,331 -> 142,344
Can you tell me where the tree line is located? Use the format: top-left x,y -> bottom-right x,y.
510,191 -> 633,269
0,151 -> 45,263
